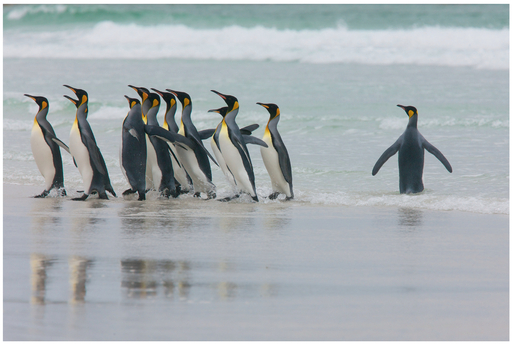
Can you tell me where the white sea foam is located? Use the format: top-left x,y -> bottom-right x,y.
4,22 -> 508,70
297,190 -> 509,215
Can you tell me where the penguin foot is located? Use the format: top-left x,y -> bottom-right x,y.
34,190 -> 49,198
58,188 -> 67,197
251,195 -> 259,202
72,193 -> 89,201
98,192 -> 109,200
268,192 -> 280,200
170,189 -> 180,198
122,189 -> 136,196
193,192 -> 201,198
137,192 -> 146,201
285,196 -> 294,201
207,191 -> 217,200
160,188 -> 172,199
217,194 -> 240,202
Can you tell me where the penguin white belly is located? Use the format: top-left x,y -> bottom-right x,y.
219,126 -> 255,196
261,134 -> 291,196
168,142 -> 190,190
31,123 -> 56,191
69,121 -> 93,193
146,138 -> 162,190
211,137 -> 236,187
175,145 -> 211,193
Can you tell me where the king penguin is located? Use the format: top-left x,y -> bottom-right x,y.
257,102 -> 294,200
25,94 -> 70,198
209,106 -> 238,191
120,96 -> 147,201
209,106 -> 266,201
151,88 -> 192,194
129,86 -> 177,198
211,90 -> 259,202
64,85 -> 116,200
167,89 -> 217,199
372,105 -> 453,194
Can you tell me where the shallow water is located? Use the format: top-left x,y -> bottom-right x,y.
3,59 -> 509,214
3,184 -> 508,340
3,4 -> 510,214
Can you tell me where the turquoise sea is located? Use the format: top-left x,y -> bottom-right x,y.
3,4 -> 509,340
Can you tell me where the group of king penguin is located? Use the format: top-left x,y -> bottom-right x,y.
27,84 -> 453,201
25,85 -> 295,202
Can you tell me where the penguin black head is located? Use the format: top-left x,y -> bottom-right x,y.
147,92 -> 160,109
166,89 -> 191,108
124,95 -> 140,109
257,102 -> 280,119
151,88 -> 177,110
208,106 -> 228,118
24,94 -> 49,111
397,104 -> 418,118
211,90 -> 239,111
128,85 -> 150,103
63,85 -> 88,108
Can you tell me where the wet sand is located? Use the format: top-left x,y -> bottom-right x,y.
3,183 -> 508,340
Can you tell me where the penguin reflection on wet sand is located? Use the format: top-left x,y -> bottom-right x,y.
120,96 -> 146,201
257,102 -> 294,200
372,105 -> 452,194
25,94 -> 70,198
64,85 -> 116,200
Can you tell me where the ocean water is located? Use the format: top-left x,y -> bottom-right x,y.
3,4 -> 509,341
3,4 -> 509,214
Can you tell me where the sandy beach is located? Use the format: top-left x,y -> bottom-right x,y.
3,183 -> 508,340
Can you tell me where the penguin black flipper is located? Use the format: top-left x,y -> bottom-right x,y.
190,134 -> 219,167
422,137 -> 452,173
36,123 -> 70,156
232,133 -> 253,168
372,136 -> 403,176
51,137 -> 71,154
242,135 -> 268,148
198,128 -> 216,140
272,134 -> 293,185
144,124 -> 194,147
240,124 -> 259,135
79,126 -> 116,197
166,145 -> 182,169
78,124 -> 108,176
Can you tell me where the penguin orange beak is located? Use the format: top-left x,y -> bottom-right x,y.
208,107 -> 226,115
63,84 -> 77,93
397,104 -> 406,110
63,85 -> 79,104
129,85 -> 148,101
211,90 -> 227,100
63,95 -> 78,105
151,88 -> 164,97
24,94 -> 36,101
166,89 -> 178,97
